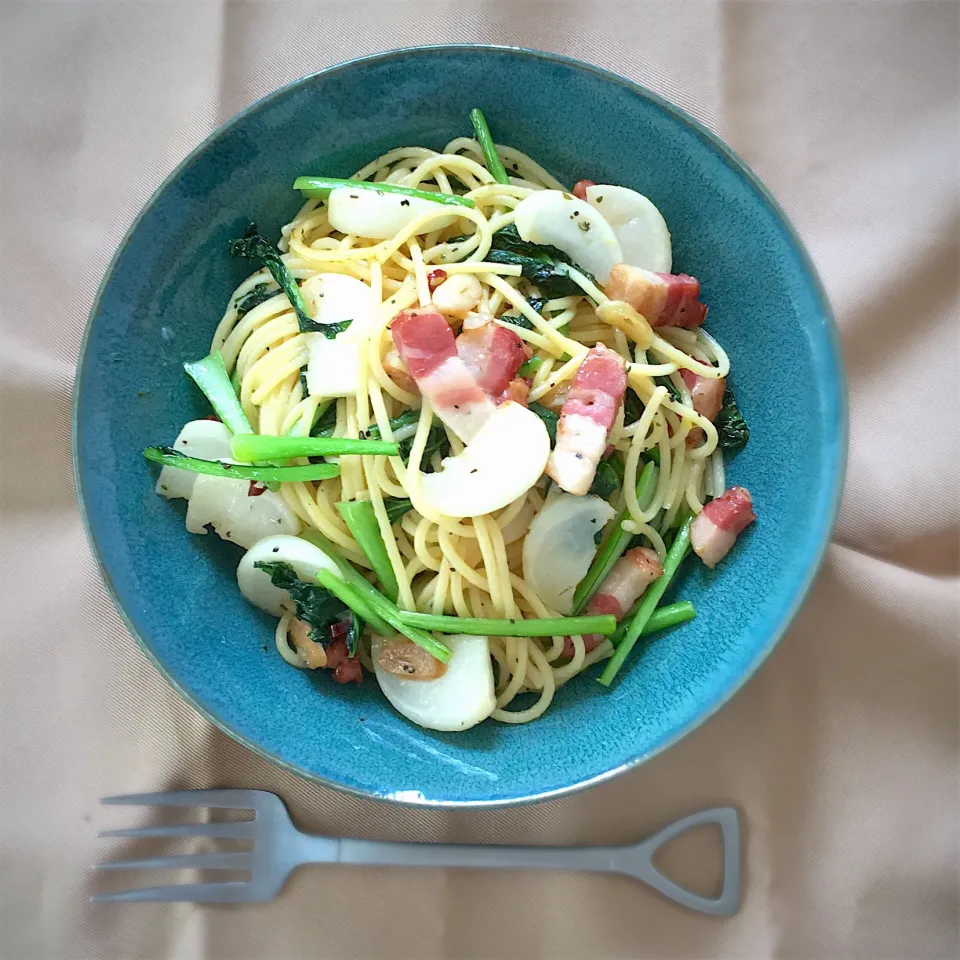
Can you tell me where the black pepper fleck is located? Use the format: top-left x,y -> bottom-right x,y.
272,546 -> 280,553
578,221 -> 591,233
349,194 -> 359,199
400,199 -> 411,207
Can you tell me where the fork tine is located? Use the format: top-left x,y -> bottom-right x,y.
98,821 -> 257,840
100,790 -> 262,810
95,851 -> 252,872
91,881 -> 254,904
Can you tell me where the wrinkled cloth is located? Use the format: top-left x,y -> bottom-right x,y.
1,2 -> 957,958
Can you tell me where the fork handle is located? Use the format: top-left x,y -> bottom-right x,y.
321,805 -> 740,917
337,838 -> 616,874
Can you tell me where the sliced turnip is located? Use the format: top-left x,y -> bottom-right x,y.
327,187 -> 457,240
512,190 -> 623,283
305,334 -> 362,398
372,634 -> 496,731
583,185 -> 672,273
418,401 -> 550,519
185,474 -> 301,549
237,535 -> 341,617
156,419 -> 234,501
300,273 -> 375,338
522,492 -> 616,615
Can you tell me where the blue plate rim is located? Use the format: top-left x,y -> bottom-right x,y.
72,44 -> 848,808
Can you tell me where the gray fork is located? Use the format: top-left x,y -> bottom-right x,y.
93,789 -> 740,915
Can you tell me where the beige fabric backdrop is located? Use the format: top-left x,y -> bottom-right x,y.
2,2 -> 958,958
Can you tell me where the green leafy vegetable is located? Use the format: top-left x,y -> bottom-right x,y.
230,433 -> 398,462
468,108 -> 510,185
316,568 -> 452,663
363,413 -> 449,469
293,176 -> 476,209
653,373 -> 682,403
336,499 -> 400,602
484,224 -> 596,299
518,355 -> 543,377
589,459 -> 620,499
384,497 -> 414,524
230,224 -> 351,339
500,313 -> 535,331
715,386 -> 750,452
491,223 -> 571,266
234,282 -> 279,318
526,296 -> 548,315
253,560 -> 360,654
230,223 -> 316,334
143,447 -> 340,483
309,401 -> 338,437
623,388 -> 644,426
598,518 -> 693,687
315,319 -> 354,341
183,352 -> 253,436
397,610 -> 617,638
364,410 -> 418,442
608,600 -> 696,647
501,296 -> 549,333
573,460 -> 657,614
528,402 -> 559,445
402,423 -> 449,470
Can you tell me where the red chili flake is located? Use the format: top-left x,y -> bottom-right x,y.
247,481 -> 267,497
427,269 -> 447,291
328,617 -> 352,640
203,414 -> 221,422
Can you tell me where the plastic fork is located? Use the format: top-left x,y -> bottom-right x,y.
94,789 -> 740,915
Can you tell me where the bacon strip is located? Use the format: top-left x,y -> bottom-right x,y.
563,547 -> 663,658
605,264 -> 708,328
679,369 -> 725,422
455,319 -> 529,403
546,344 -> 627,495
691,487 -> 756,568
326,639 -> 363,684
390,309 -> 495,442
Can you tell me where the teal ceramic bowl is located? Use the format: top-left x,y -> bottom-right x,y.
74,46 -> 845,806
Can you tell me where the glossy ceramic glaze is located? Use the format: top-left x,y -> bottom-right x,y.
74,46 -> 845,806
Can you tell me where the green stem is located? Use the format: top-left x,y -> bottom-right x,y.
336,500 -> 400,602
183,353 -> 253,435
598,519 -> 693,687
397,611 -> 617,638
469,108 -> 510,185
518,355 -> 543,377
231,433 -> 398,462
316,569 -> 451,663
143,447 -> 339,483
293,176 -> 476,209
299,531 -> 395,637
608,600 -> 696,647
573,460 -> 657,614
